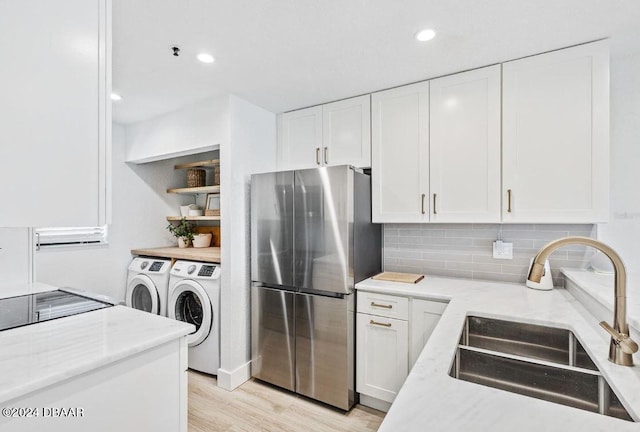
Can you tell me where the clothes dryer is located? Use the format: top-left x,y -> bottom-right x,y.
126,257 -> 172,316
168,260 -> 220,374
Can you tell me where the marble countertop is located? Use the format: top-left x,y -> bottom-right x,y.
562,268 -> 640,332
356,275 -> 640,431
0,283 -> 193,404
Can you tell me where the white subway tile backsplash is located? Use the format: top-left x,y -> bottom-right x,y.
383,223 -> 594,284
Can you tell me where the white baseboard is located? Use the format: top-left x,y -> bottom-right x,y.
216,361 -> 251,391
359,394 -> 391,413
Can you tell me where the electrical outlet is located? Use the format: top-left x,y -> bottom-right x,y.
493,240 -> 513,260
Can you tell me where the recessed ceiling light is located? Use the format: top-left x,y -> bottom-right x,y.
111,93 -> 122,101
415,29 -> 436,42
197,53 -> 215,64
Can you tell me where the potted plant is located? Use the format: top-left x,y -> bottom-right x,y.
166,218 -> 195,248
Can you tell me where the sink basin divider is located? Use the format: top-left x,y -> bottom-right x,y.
569,332 -> 576,367
598,377 -> 610,415
455,344 -> 602,377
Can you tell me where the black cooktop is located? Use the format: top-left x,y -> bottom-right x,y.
0,290 -> 113,332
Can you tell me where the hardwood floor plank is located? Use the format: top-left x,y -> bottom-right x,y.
188,371 -> 385,432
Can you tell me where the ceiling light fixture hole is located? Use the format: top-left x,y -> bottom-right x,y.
415,29 -> 436,42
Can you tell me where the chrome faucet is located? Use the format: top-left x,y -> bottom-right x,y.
527,236 -> 639,366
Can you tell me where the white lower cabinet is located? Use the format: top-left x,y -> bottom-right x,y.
409,299 -> 449,367
356,291 -> 447,411
0,338 -> 188,432
356,313 -> 408,404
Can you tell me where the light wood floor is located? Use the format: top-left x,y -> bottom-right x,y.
188,371 -> 385,432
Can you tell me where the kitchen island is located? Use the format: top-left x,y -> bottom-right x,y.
0,283 -> 193,432
356,276 -> 640,431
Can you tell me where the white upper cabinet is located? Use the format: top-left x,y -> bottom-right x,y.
0,0 -> 111,227
502,40 -> 609,223
277,96 -> 371,170
322,95 -> 371,168
429,65 -> 502,223
372,82 -> 430,223
277,106 -> 323,170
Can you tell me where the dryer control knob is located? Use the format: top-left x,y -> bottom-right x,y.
187,265 -> 197,275
140,261 -> 148,270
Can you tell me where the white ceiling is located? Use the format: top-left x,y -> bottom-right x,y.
112,0 -> 640,124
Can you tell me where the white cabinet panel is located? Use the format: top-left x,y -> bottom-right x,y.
372,82 -> 430,223
502,40 -> 609,223
278,96 -> 371,170
356,313 -> 408,403
357,290 -> 409,320
277,106 -> 323,170
430,66 -> 501,222
0,229 -> 32,284
0,340 -> 187,432
322,95 -> 371,168
409,299 -> 447,367
0,0 -> 111,227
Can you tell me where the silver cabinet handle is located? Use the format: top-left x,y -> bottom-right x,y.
421,194 -> 426,214
371,302 -> 392,309
315,147 -> 320,165
507,189 -> 512,213
370,320 -> 392,328
324,147 -> 328,165
36,232 -> 41,251
433,193 -> 437,215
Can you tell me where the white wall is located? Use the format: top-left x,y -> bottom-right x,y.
598,51 -> 640,274
218,95 -> 276,390
35,124 -> 200,300
125,97 -> 229,163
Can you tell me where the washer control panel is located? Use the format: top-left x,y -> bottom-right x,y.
149,261 -> 165,272
198,265 -> 216,277
129,257 -> 171,274
170,260 -> 221,279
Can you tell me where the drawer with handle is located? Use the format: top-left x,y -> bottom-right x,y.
357,291 -> 409,320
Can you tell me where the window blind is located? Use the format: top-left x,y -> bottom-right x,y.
35,226 -> 108,249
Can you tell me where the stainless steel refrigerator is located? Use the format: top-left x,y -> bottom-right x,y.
250,165 -> 381,410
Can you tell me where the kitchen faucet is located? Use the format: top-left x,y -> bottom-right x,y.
527,236 -> 639,366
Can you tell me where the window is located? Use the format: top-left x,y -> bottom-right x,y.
35,226 -> 108,249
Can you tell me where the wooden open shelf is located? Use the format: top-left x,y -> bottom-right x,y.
174,159 -> 220,170
166,185 -> 220,195
131,246 -> 221,264
166,216 -> 221,222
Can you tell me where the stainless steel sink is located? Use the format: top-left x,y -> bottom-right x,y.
450,316 -> 633,422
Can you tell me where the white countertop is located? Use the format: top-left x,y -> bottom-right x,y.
356,276 -> 640,431
0,283 -> 193,404
562,268 -> 640,333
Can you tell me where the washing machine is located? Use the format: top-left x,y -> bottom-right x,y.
126,257 -> 172,316
168,260 -> 220,375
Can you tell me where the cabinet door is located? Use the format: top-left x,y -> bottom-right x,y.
322,95 -> 371,168
0,0 -> 110,227
356,313 -> 408,403
409,299 -> 447,367
0,228 -> 32,284
502,40 -> 609,223
372,82 -> 430,223
277,106 -> 323,170
430,66 -> 501,222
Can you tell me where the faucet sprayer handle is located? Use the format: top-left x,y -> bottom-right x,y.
600,321 -> 639,355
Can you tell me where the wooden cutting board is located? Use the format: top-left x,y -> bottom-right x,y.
372,272 -> 424,284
